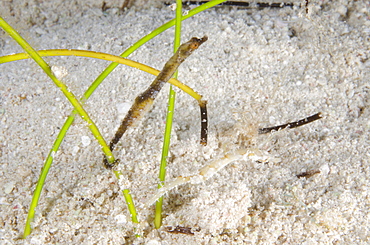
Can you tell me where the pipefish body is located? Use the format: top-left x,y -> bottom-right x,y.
104,36 -> 208,169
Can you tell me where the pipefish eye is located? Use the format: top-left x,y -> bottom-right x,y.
190,42 -> 200,49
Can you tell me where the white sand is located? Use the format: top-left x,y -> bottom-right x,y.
1,0 -> 369,244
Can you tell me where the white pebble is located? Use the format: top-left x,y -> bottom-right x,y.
4,181 -> 15,194
81,136 -> 91,147
115,214 -> 127,224
72,145 -> 80,156
320,164 -> 330,175
336,5 -> 347,16
146,240 -> 161,245
51,66 -> 68,80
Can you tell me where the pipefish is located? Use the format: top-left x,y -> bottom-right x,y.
104,36 -> 208,169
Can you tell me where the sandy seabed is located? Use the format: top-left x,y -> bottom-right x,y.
0,0 -> 369,244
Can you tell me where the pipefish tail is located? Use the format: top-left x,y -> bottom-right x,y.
104,36 -> 208,169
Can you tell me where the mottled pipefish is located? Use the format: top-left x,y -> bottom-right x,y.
104,36 -> 208,169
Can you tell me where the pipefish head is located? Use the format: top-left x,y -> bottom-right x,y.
189,36 -> 208,50
178,36 -> 208,58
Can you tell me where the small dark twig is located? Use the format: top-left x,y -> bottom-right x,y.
258,112 -> 322,134
296,169 -> 320,178
165,225 -> 200,235
165,1 -> 294,9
